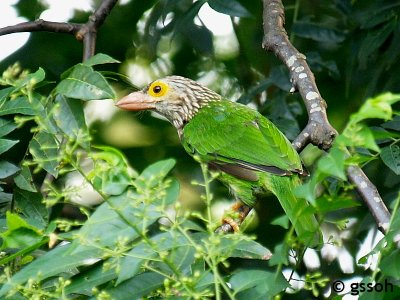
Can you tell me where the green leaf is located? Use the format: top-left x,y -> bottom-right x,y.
172,1 -> 213,54
351,93 -> 400,124
181,23 -> 213,55
14,0 -> 47,21
230,269 -> 288,298
268,243 -> 289,266
194,270 -> 214,292
0,212 -> 42,250
72,159 -> 177,254
340,124 -> 380,152
165,178 -> 180,206
0,96 -> 37,116
357,126 -> 381,152
380,249 -> 400,279
0,228 -> 42,250
65,263 -> 117,295
0,192 -> 12,204
372,127 -> 400,143
0,243 -> 103,297
357,5 -> 397,29
292,21 -> 346,43
208,0 -> 251,17
14,68 -> 46,89
177,0 -> 206,27
55,64 -> 115,100
54,95 -> 89,143
89,147 -> 133,195
316,195 -> 360,213
230,238 -> 272,260
294,173 -> 321,206
0,161 -> 20,179
0,139 -> 19,155
14,188 -> 48,230
0,87 -> 13,102
69,193 -> 140,254
104,272 -> 165,300
271,214 -> 290,229
380,144 -> 400,175
139,158 -> 176,182
29,131 -> 59,177
116,231 -> 189,285
317,147 -> 346,180
0,237 -> 48,267
0,118 -> 17,137
382,116 -> 400,131
0,201 -> 144,296
83,53 -> 120,67
164,245 -> 196,273
307,51 -> 340,78
13,165 -> 37,193
358,19 -> 396,68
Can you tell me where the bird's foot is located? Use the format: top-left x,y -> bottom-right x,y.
215,202 -> 252,234
215,221 -> 235,234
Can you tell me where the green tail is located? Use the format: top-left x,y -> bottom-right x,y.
263,174 -> 321,247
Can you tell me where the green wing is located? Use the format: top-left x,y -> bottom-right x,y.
182,100 -> 304,175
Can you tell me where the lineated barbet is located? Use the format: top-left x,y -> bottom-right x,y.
116,76 -> 320,245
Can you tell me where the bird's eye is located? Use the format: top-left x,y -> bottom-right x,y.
153,85 -> 162,94
148,81 -> 168,97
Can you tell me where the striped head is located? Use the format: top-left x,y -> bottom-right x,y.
116,76 -> 221,131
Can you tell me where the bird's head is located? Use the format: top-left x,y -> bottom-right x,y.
116,76 -> 221,130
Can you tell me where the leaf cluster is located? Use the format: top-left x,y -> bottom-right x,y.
0,56 -> 279,299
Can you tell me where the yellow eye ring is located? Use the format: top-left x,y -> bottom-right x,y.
148,81 -> 168,97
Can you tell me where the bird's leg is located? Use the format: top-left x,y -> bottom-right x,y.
216,202 -> 252,233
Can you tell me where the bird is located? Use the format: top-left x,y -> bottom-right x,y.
116,75 -> 321,246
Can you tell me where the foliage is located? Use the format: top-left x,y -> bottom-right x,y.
0,58 -> 274,299
0,0 -> 399,299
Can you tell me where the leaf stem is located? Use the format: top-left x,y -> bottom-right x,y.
199,162 -> 215,232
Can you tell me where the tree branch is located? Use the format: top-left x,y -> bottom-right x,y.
262,0 -> 337,152
78,0 -> 118,61
0,20 -> 80,35
0,0 -> 119,61
347,165 -> 391,233
261,0 -> 391,233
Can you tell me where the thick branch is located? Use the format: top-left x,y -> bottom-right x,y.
261,0 -> 391,233
78,0 -> 118,61
262,0 -> 337,151
90,0 -> 118,28
0,0 -> 119,61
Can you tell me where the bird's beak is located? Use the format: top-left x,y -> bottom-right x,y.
115,91 -> 156,111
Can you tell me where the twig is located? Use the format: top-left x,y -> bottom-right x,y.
347,165 -> 390,233
261,0 -> 391,233
0,0 -> 119,61
0,20 -> 80,35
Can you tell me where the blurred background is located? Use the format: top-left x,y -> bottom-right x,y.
1,0 -> 399,282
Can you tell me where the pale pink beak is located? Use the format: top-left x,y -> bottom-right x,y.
115,91 -> 156,111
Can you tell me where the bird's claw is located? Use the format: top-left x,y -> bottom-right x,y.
215,202 -> 252,234
214,218 -> 241,233
215,222 -> 234,234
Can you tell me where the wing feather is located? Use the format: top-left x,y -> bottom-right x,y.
183,100 -> 304,175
